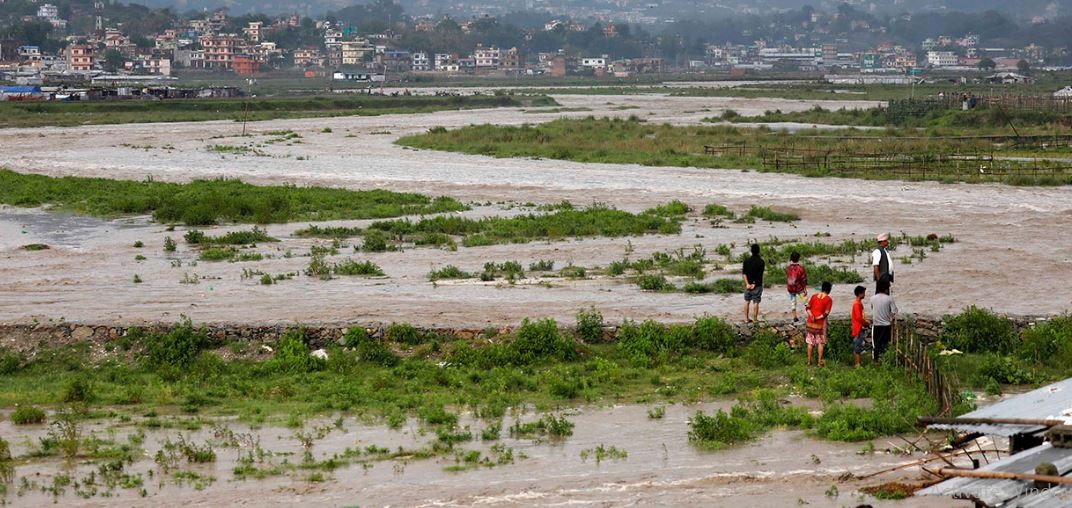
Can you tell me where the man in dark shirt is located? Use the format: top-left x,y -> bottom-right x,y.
742,243 -> 765,324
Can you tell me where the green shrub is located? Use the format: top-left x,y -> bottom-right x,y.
747,206 -> 799,222
617,320 -> 691,364
688,409 -> 756,449
575,308 -> 604,343
509,414 -> 574,438
743,330 -> 793,368
702,203 -> 736,218
163,236 -> 176,252
560,265 -> 587,279
528,259 -> 555,271
418,404 -> 458,426
645,200 -> 691,217
813,402 -> 912,441
362,229 -> 389,252
636,274 -> 673,291
268,329 -> 323,373
184,230 -> 205,244
429,265 -> 471,281
386,323 -> 426,346
693,316 -> 736,353
1018,316 -> 1072,366
977,354 -> 1039,385
0,351 -> 19,374
62,377 -> 94,403
343,327 -> 398,367
144,318 -> 209,368
511,319 -> 576,364
942,306 -> 1016,354
333,259 -> 384,276
11,406 -> 46,425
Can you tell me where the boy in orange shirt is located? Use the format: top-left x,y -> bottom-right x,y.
851,285 -> 871,367
805,281 -> 833,367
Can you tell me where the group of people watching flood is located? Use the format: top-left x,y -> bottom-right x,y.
742,233 -> 898,368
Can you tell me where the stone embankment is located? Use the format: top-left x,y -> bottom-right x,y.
0,314 -> 1048,358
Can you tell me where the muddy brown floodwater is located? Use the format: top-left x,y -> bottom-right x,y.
0,403 -> 969,507
0,90 -> 1041,506
1,92 -> 1069,327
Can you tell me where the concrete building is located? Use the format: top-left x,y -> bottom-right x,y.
927,51 -> 958,67
37,4 -> 59,20
340,40 -> 373,66
201,34 -> 243,70
581,56 -> 607,69
66,45 -> 94,72
232,55 -> 259,76
474,46 -> 500,68
501,47 -> 521,71
243,21 -> 263,43
293,48 -> 323,68
434,53 -> 457,71
411,52 -> 430,71
17,46 -> 41,62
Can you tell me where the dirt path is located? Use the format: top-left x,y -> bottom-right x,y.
0,93 -> 1069,327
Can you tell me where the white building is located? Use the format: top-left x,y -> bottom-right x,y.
1055,86 -> 1072,98
580,57 -> 607,69
37,4 -> 59,19
434,53 -> 458,72
411,52 -> 430,71
927,51 -> 958,67
474,46 -> 500,68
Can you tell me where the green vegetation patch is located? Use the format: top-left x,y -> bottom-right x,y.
397,117 -> 1072,186
0,169 -> 466,225
0,94 -> 537,128
368,203 -> 681,247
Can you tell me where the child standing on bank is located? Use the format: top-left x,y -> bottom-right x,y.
805,281 -> 833,367
851,285 -> 871,367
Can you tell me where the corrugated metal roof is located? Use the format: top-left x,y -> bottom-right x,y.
917,443 -> 1072,507
928,377 -> 1072,437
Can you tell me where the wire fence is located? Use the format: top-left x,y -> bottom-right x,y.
887,95 -> 1072,120
703,144 -> 1072,179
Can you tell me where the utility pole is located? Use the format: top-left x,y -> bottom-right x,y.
241,77 -> 255,136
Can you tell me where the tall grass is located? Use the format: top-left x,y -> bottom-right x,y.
0,95 -> 530,128
397,116 -> 1072,186
368,203 -> 681,247
0,169 -> 466,225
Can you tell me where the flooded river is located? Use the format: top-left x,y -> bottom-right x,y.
0,403 -> 965,507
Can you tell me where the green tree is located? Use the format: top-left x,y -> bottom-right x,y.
102,49 -> 126,73
1016,59 -> 1031,75
977,57 -> 996,71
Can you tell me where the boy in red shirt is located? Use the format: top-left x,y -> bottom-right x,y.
851,285 -> 871,367
805,281 -> 833,367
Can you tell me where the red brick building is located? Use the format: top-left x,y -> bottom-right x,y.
232,55 -> 259,76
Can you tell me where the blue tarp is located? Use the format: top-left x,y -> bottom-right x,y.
1,86 -> 41,94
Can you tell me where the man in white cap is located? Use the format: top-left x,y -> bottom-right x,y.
871,233 -> 894,288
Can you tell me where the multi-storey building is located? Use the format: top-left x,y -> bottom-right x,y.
340,39 -> 373,66
434,53 -> 458,72
926,50 -> 958,67
232,55 -> 259,76
411,52 -> 430,71
37,4 -> 59,20
243,22 -> 263,43
474,45 -> 500,68
501,47 -> 521,70
66,45 -> 94,72
293,48 -> 323,67
200,34 -> 243,70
